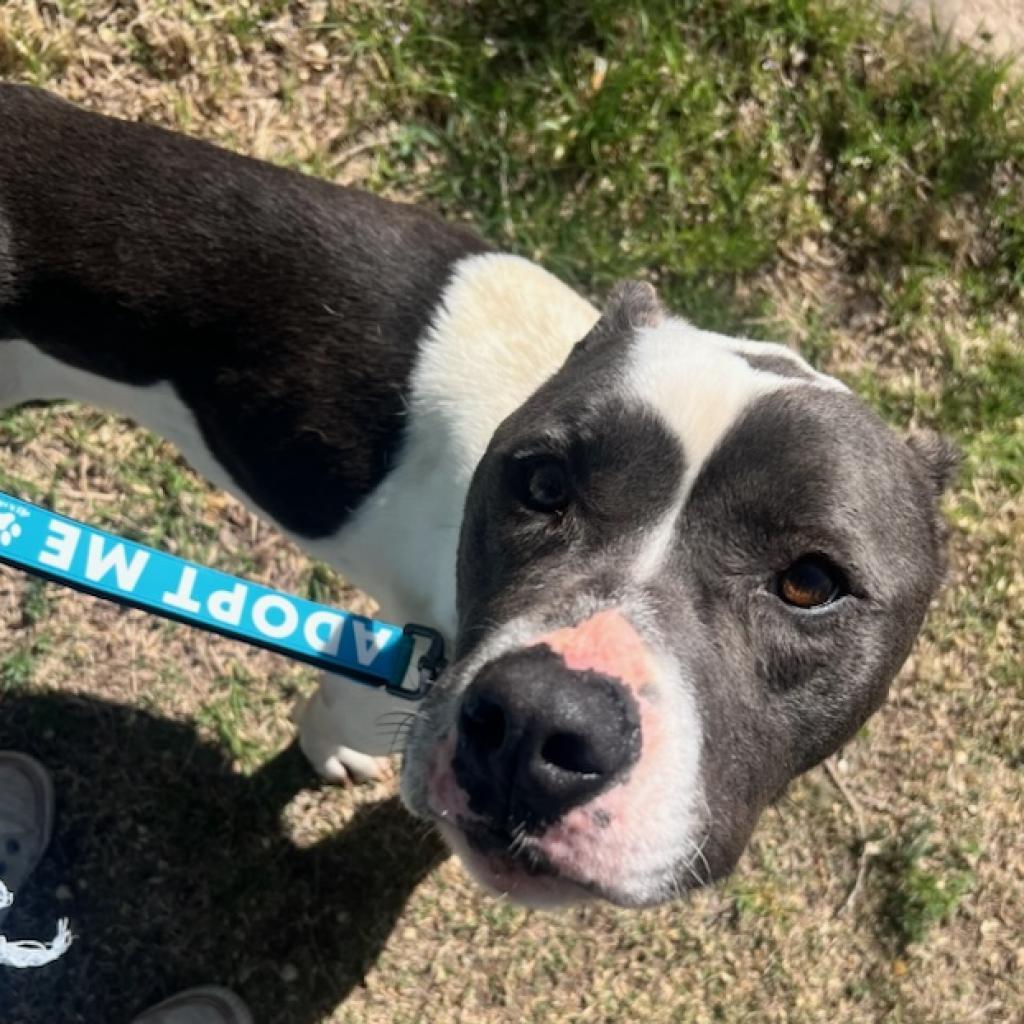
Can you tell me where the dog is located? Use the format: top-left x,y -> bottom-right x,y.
0,85 -> 957,908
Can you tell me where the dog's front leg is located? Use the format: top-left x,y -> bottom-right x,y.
293,675 -> 399,784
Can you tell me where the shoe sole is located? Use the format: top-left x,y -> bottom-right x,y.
131,984 -> 255,1024
0,751 -> 55,924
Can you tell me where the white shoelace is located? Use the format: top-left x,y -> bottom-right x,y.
0,878 -> 73,968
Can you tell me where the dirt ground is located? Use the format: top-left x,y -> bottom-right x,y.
888,0 -> 1024,55
891,0 -> 1024,57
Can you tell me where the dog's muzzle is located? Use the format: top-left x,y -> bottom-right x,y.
410,609 -> 701,906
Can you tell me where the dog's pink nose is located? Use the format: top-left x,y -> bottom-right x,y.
537,609 -> 652,687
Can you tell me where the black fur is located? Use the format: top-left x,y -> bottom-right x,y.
0,84 -> 489,537
737,352 -> 815,380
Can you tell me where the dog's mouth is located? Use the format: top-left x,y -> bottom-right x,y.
418,745 -> 600,906
438,817 -> 598,907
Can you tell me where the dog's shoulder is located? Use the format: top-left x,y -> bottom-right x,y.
414,253 -> 600,467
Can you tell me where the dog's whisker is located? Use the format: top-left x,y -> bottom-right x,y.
376,716 -> 415,733
507,820 -> 530,858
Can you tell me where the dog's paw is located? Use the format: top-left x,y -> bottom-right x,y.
292,685 -> 396,786
315,744 -> 394,786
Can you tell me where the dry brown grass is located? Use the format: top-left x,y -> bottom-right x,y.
0,3 -> 1021,1023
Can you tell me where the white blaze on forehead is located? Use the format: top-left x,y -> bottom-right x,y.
627,318 -> 846,581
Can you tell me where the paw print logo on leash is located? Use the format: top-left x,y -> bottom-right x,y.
0,512 -> 22,547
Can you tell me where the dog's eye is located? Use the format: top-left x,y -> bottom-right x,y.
775,556 -> 844,610
518,457 -> 571,513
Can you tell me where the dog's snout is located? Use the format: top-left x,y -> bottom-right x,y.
454,647 -> 641,828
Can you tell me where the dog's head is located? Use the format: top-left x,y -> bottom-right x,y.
401,282 -> 957,907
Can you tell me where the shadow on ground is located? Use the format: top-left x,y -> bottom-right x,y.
0,693 -> 447,1024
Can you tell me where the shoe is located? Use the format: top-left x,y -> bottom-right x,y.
131,986 -> 255,1024
0,752 -> 54,926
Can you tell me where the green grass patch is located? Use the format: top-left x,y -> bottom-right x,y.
0,634 -> 51,691
0,21 -> 68,84
853,337 -> 1024,487
877,823 -> 976,948
19,576 -> 53,627
347,0 -> 1024,334
192,665 -> 301,771
220,2 -> 288,46
193,667 -> 271,770
303,561 -> 348,605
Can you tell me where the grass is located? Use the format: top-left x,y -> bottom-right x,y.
18,577 -> 52,628
877,822 -> 977,949
0,1 -> 1021,1023
350,0 -> 1024,335
854,333 -> 1024,486
0,637 -> 49,691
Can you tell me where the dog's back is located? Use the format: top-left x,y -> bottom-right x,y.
0,82 -> 489,538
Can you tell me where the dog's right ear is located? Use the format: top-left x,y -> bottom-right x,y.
604,280 -> 664,331
571,280 -> 664,357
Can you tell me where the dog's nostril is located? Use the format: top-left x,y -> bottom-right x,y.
540,732 -> 600,776
461,695 -> 507,753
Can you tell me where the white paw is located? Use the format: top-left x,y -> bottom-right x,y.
292,676 -> 410,785
316,744 -> 393,786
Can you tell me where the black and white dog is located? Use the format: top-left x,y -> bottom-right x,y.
0,85 -> 956,908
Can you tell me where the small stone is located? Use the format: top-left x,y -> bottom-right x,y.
280,964 -> 299,983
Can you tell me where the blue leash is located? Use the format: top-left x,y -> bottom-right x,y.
0,490 -> 444,699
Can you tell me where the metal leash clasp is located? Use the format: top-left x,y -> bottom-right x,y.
389,623 -> 447,700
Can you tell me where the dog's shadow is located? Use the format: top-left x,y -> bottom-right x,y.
0,692 -> 447,1024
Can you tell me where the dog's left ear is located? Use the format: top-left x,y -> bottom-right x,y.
905,431 -> 961,501
572,280 -> 664,357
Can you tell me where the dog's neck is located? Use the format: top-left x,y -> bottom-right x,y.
301,254 -> 599,638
